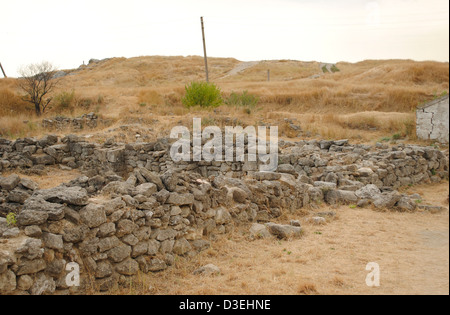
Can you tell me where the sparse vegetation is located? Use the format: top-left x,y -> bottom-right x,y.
225,90 -> 259,108
17,61 -> 60,116
182,81 -> 223,108
6,212 -> 17,227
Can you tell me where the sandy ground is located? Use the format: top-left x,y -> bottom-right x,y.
138,182 -> 449,295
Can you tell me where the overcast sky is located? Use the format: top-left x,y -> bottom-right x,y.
1,0 -> 449,77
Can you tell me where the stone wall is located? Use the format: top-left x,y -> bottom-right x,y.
417,95 -> 449,143
0,134 -> 449,294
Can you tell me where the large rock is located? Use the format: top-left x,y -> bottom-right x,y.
107,244 -> 131,263
17,210 -> 49,226
132,183 -> 157,197
249,223 -> 271,239
80,204 -> 107,228
396,197 -> 417,212
265,223 -> 302,239
35,186 -> 88,206
29,273 -> 56,295
115,258 -> 139,276
193,264 -> 220,276
0,270 -> 16,294
16,259 -> 47,276
22,196 -> 65,221
355,184 -> 381,200
42,233 -> 64,251
373,192 -> 402,209
325,190 -> 358,205
0,174 -> 21,191
138,168 -> 165,191
166,193 -> 194,206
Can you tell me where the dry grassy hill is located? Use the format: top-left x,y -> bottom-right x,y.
0,56 -> 448,143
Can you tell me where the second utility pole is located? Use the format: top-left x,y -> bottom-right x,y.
201,16 -> 209,82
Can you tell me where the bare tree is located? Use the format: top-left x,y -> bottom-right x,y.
17,62 -> 59,116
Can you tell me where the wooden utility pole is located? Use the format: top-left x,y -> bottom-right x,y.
0,63 -> 6,78
200,17 -> 209,82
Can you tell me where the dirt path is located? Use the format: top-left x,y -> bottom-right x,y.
219,61 -> 260,79
139,182 -> 449,295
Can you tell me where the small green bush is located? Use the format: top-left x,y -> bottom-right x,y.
182,81 -> 223,108
54,90 -> 76,112
6,212 -> 17,226
330,65 -> 340,73
225,90 -> 259,108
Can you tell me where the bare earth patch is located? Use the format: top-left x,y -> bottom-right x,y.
137,182 -> 449,295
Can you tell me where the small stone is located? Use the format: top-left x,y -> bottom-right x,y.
115,258 -> 139,276
80,204 -> 107,228
249,223 -> 271,239
0,174 -> 21,191
0,270 -> 16,294
24,225 -> 42,238
17,210 -> 48,226
193,264 -> 221,276
17,275 -> 33,291
309,217 -> 327,225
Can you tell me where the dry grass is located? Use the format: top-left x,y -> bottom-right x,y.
1,167 -> 82,189
118,182 -> 449,295
0,57 -> 448,143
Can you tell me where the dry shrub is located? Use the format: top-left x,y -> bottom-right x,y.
0,88 -> 32,116
0,116 -> 40,138
297,282 -> 318,295
138,89 -> 164,105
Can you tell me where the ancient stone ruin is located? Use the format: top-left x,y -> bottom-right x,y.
0,134 -> 448,295
416,94 -> 449,144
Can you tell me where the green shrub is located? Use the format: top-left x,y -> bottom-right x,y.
54,90 -> 76,112
331,65 -> 340,73
6,212 -> 17,226
182,81 -> 223,108
225,90 -> 259,108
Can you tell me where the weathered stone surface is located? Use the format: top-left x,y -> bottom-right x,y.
17,259 -> 47,276
355,184 -> 381,200
115,258 -> 139,276
7,189 -> 30,204
265,223 -> 302,239
155,228 -> 177,241
138,167 -> 165,190
35,186 -> 89,206
232,188 -> 248,204
116,220 -> 138,237
95,261 -> 113,279
22,197 -> 65,221
107,244 -> 131,263
193,264 -> 220,276
172,238 -> 192,256
373,192 -> 402,209
15,238 -> 43,260
133,183 -> 157,197
30,273 -> 56,295
0,270 -> 17,293
42,233 -> 64,251
325,190 -> 358,205
396,197 -> 417,212
17,275 -> 33,291
0,174 -> 21,191
148,258 -> 167,272
80,204 -> 107,228
17,210 -> 49,226
166,193 -> 194,206
24,225 -> 42,238
98,236 -> 121,253
249,223 -> 271,239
